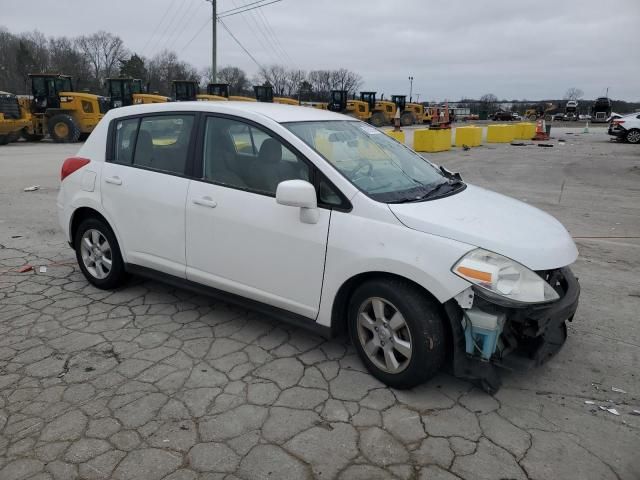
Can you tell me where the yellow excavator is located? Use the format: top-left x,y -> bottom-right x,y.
207,83 -> 255,102
106,78 -> 169,108
0,91 -> 31,145
327,90 -> 371,121
18,74 -> 107,142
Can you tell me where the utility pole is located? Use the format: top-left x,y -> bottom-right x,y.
408,76 -> 414,102
205,0 -> 217,82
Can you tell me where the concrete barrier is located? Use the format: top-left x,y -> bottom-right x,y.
486,124 -> 516,143
515,122 -> 536,140
455,126 -> 482,147
413,128 -> 451,152
385,130 -> 405,144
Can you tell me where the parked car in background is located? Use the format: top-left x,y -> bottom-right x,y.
552,112 -> 566,121
578,114 -> 592,121
512,113 -> 522,121
608,112 -> 640,144
57,102 -> 580,392
491,110 -> 516,121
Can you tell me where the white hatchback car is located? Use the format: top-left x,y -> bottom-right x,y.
58,102 -> 580,392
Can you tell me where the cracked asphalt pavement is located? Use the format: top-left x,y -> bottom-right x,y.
0,128 -> 639,479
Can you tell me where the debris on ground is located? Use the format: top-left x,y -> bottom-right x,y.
538,144 -> 554,148
23,185 -> 40,192
612,387 -> 627,394
462,144 -> 470,151
511,142 -> 526,146
38,266 -> 47,273
599,406 -> 620,416
584,400 -> 596,405
17,265 -> 34,273
630,410 -> 640,416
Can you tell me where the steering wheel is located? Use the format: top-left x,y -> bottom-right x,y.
349,158 -> 374,183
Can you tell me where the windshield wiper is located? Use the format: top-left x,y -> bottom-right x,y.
392,179 -> 464,203
439,165 -> 462,181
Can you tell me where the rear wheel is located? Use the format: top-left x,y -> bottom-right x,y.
74,217 -> 128,289
48,114 -> 81,143
370,112 -> 386,127
0,135 -> 8,145
400,112 -> 415,126
625,129 -> 640,144
348,278 -> 446,389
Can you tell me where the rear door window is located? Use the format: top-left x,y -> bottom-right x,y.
132,115 -> 194,175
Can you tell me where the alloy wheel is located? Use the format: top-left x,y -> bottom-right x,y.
356,297 -> 413,374
80,229 -> 113,280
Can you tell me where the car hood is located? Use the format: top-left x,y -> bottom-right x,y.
388,184 -> 578,270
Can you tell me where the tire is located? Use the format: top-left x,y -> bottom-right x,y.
74,217 -> 128,289
370,112 -> 386,127
47,114 -> 81,143
0,135 -> 8,145
400,112 -> 414,126
625,129 -> 640,144
7,131 -> 21,143
78,132 -> 91,142
348,278 -> 446,389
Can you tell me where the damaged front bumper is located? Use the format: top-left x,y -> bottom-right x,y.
443,267 -> 580,393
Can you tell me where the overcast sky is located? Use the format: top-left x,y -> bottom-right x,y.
2,0 -> 639,101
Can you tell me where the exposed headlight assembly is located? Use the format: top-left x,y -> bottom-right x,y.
452,248 -> 559,304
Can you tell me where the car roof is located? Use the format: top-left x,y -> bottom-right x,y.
107,101 -> 349,123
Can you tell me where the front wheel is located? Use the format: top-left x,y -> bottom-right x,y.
48,114 -> 81,143
348,278 -> 446,389
625,129 -> 640,144
370,112 -> 386,127
74,217 -> 128,289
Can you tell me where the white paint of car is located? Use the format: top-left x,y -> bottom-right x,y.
57,101 -> 578,329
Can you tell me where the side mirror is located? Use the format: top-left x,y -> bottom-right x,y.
276,180 -> 319,224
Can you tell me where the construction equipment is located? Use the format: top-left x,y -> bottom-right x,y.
106,78 -> 169,109
0,91 -> 31,145
326,90 -> 371,121
391,95 -> 418,126
591,97 -> 612,123
207,83 -> 254,102
19,74 -> 107,143
358,92 -> 397,127
525,103 -> 558,121
254,85 -> 299,105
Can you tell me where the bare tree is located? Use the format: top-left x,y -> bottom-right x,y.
329,68 -> 363,95
564,88 -> 584,101
479,93 -> 498,112
215,66 -> 250,95
146,50 -> 199,95
76,31 -> 127,88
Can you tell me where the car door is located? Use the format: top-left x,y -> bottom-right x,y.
101,113 -> 195,278
185,115 -> 330,319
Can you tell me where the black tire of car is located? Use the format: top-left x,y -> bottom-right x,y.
370,112 -> 386,127
48,114 -> 81,143
625,129 -> 640,144
74,217 -> 128,290
347,278 -> 446,389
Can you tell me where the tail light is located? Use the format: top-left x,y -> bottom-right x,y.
61,157 -> 90,181
613,120 -> 625,125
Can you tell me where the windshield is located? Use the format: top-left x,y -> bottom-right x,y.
285,120 -> 458,203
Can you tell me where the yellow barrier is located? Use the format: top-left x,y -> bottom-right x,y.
515,122 -> 536,140
455,126 -> 482,147
385,130 -> 405,144
486,124 -> 516,143
413,128 -> 451,152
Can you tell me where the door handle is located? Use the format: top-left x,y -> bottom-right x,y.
104,176 -> 122,185
193,196 -> 217,208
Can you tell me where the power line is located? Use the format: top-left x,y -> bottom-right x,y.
159,0 -> 202,53
141,0 -> 181,56
231,0 -> 285,65
255,7 -> 294,65
219,18 -> 264,71
218,0 -> 283,19
180,15 -> 213,53
218,0 -> 275,16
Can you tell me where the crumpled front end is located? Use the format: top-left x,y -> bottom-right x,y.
443,267 -> 580,393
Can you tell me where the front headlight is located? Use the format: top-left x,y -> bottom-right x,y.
452,248 -> 559,304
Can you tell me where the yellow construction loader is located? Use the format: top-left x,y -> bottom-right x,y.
326,90 -> 371,122
254,85 -> 299,105
207,83 -> 255,102
106,78 -> 169,108
359,92 -> 397,127
171,80 -> 227,102
0,91 -> 30,145
20,74 -> 107,142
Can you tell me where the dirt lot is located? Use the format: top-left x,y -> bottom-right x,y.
0,127 -> 639,480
